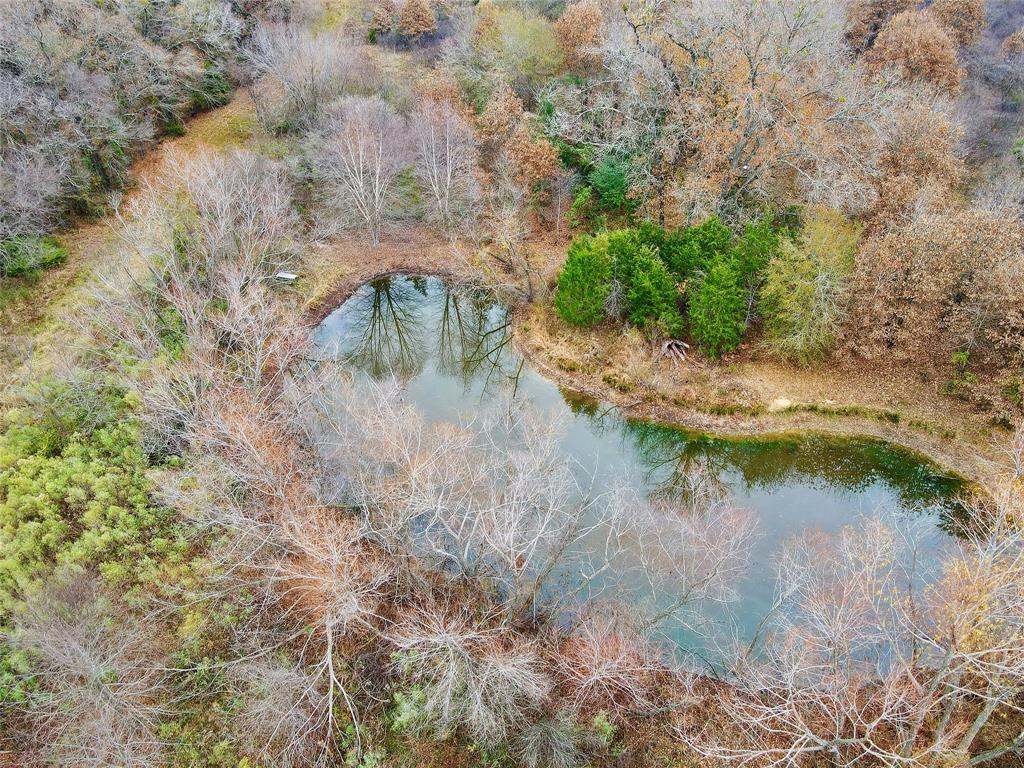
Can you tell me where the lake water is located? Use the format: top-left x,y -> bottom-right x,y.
314,275 -> 968,654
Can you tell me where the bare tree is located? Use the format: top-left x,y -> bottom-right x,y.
4,576 -> 169,768
556,608 -> 662,715
679,502 -> 1024,767
174,149 -> 299,271
311,96 -> 411,245
514,710 -> 586,768
81,150 -> 304,456
232,658 -> 332,768
409,99 -> 481,234
246,24 -> 379,132
485,161 -> 536,296
0,0 -> 202,242
1010,418 -> 1024,479
304,377 -> 755,641
545,0 -> 898,220
389,604 -> 552,746
626,493 -> 757,633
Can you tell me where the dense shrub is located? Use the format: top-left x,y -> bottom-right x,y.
732,215 -> 781,323
0,0 -> 243,242
587,156 -> 634,214
627,248 -> 684,336
688,258 -> 746,358
443,3 -> 563,107
248,25 -> 381,133
606,229 -> 644,294
568,185 -> 598,229
0,380 -> 174,606
555,235 -> 613,327
665,216 -> 734,280
632,220 -> 682,258
555,218 -> 775,350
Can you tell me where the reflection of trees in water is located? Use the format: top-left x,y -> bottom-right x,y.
339,274 -> 519,393
627,422 -> 731,508
343,276 -> 428,378
624,421 -> 968,527
437,290 -> 514,389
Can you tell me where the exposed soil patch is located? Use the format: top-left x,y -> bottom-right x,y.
301,230 -> 478,324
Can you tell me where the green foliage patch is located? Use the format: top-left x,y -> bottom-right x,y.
0,379 -> 179,608
688,257 -> 746,358
759,207 -> 859,364
0,236 -> 66,279
555,234 -> 613,327
627,247 -> 684,337
554,213 -> 784,357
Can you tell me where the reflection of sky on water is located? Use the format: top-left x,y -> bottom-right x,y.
315,275 -> 967,654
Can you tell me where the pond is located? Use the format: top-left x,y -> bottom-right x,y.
314,275 -> 969,654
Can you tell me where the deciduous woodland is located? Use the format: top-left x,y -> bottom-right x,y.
1,1 -> 1024,767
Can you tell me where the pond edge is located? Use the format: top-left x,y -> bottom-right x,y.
303,269 -> 995,499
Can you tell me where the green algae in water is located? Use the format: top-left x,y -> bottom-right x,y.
624,421 -> 970,533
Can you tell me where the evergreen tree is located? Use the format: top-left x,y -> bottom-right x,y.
607,228 -> 644,294
588,155 -> 633,213
688,257 -> 745,358
555,235 -> 613,327
666,216 -> 734,280
733,214 -> 780,325
627,247 -> 683,337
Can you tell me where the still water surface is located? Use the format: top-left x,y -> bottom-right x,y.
315,275 -> 967,651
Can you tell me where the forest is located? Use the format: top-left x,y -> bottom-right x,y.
1,0 -> 1024,767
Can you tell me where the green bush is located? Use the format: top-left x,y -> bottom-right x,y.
606,229 -> 644,293
733,214 -> 781,323
796,206 -> 860,268
555,235 -> 613,327
0,381 -> 176,607
0,236 -> 66,278
588,156 -> 634,213
759,207 -> 858,365
941,351 -> 977,398
666,216 -> 733,279
568,185 -> 596,229
631,221 -> 683,265
453,5 -> 563,103
688,257 -> 746,358
627,247 -> 683,336
390,688 -> 427,733
192,64 -> 234,111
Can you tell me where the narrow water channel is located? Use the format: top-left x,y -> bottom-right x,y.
314,275 -> 968,653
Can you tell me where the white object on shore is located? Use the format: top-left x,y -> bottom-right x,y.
275,272 -> 298,284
